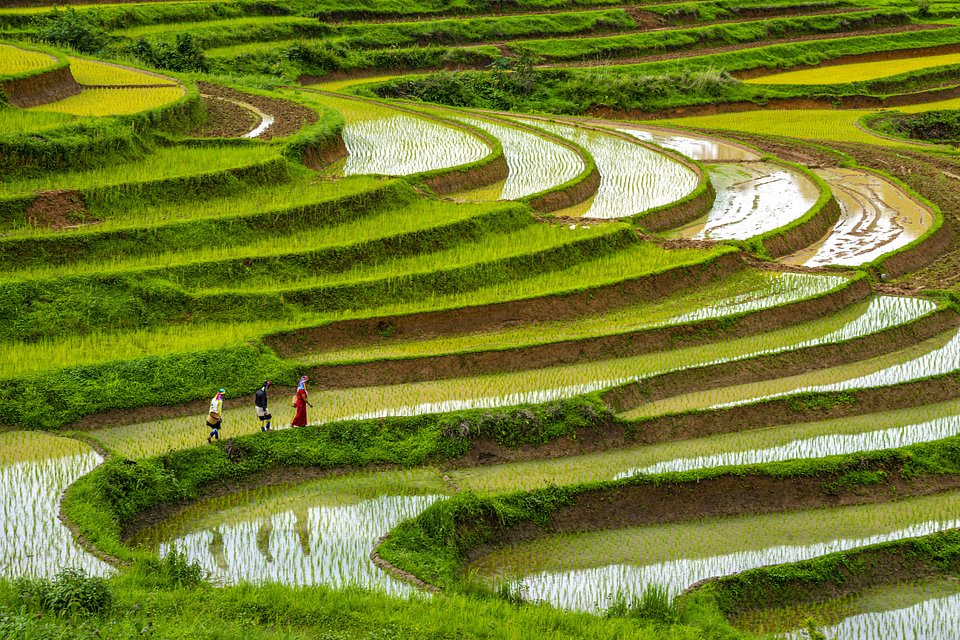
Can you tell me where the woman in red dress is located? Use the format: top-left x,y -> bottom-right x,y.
291,375 -> 312,427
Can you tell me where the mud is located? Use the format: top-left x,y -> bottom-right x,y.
2,66 -> 81,108
301,265 -> 869,390
190,96 -> 259,138
603,308 -> 960,413
196,81 -> 316,140
266,251 -> 743,356
23,190 -> 92,229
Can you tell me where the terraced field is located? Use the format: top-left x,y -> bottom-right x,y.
4,1 -> 960,638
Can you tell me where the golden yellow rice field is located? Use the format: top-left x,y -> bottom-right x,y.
29,86 -> 185,116
68,56 -> 178,86
0,42 -> 55,76
746,52 -> 960,85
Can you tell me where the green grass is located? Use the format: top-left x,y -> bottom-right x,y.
6,197 -> 519,279
451,399 -> 960,494
301,271 -> 847,363
0,106 -> 74,134
88,294 -> 883,459
0,144 -> 279,197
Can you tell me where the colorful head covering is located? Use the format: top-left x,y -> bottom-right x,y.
297,376 -> 309,391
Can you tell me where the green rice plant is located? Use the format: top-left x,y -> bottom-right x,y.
472,488 -> 960,611
0,42 -> 54,76
453,399 -> 960,494
746,51 -> 960,85
514,9 -> 909,62
0,144 -> 279,197
516,118 -> 697,219
0,107 -> 73,134
67,56 -> 177,86
304,271 -> 847,364
8,197 -> 519,279
28,86 -> 186,117
88,294 -> 898,459
0,432 -> 112,580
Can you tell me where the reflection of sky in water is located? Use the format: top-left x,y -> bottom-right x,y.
692,163 -> 819,240
618,128 -> 759,161
458,117 -> 583,199
524,119 -> 697,219
161,494 -> 438,593
336,295 -> 933,423
712,326 -> 960,410
0,452 -> 114,579
343,115 -> 487,176
798,168 -> 935,267
507,519 -> 960,612
791,592 -> 960,640
618,413 -> 960,478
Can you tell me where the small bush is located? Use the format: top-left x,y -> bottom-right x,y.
34,8 -> 107,55
604,585 -> 678,624
15,569 -> 114,617
158,547 -> 205,588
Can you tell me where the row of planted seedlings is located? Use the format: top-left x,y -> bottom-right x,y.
50,348 -> 960,634
0,87 -> 744,429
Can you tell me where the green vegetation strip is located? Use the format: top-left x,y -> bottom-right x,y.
379,434 -> 960,590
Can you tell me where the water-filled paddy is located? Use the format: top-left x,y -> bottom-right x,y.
130,468 -> 446,592
616,125 -> 760,162
93,294 -> 928,459
471,491 -> 960,612
451,400 -> 960,494
303,271 -> 848,364
314,95 -> 489,177
622,295 -> 942,418
0,432 -> 113,579
737,578 -> 960,640
671,162 -> 820,240
453,116 -> 584,200
782,168 -> 935,267
515,118 -> 698,219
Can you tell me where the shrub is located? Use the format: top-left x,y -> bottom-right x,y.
34,8 -> 107,55
133,34 -> 209,73
14,569 -> 114,617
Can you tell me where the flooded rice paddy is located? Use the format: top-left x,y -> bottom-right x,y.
0,432 -> 113,579
91,295 -> 933,459
342,113 -> 489,176
472,492 -> 960,612
678,326 -> 960,414
454,116 -> 584,200
616,126 -> 760,162
516,119 -> 698,219
131,469 -> 445,592
672,162 -> 820,240
782,168 -> 935,267
618,412 -> 960,478
452,401 -> 960,494
738,578 -> 960,640
305,271 -> 848,364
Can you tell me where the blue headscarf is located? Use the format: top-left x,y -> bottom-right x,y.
297,376 -> 308,391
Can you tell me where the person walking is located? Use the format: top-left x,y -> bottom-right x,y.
291,376 -> 312,427
207,388 -> 225,443
255,380 -> 272,431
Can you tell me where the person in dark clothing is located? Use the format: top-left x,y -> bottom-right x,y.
255,380 -> 272,431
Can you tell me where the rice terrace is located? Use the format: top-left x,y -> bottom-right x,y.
6,0 -> 960,637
